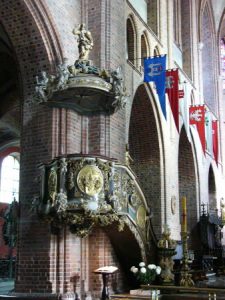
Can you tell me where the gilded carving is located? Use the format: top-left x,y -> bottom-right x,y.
77,165 -> 104,196
72,24 -> 94,60
35,155 -> 150,257
136,205 -> 146,229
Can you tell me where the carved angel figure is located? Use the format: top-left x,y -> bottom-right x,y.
35,71 -> 55,102
56,58 -> 70,90
72,24 -> 94,60
111,66 -> 129,111
35,71 -> 49,102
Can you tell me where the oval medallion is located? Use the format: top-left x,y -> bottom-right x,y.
77,165 -> 104,196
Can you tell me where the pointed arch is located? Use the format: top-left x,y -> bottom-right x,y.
128,84 -> 165,239
126,15 -> 137,64
154,46 -> 160,56
208,164 -> 216,213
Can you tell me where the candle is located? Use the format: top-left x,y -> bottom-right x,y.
182,196 -> 187,233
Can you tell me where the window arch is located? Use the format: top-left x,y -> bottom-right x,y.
126,17 -> 136,64
154,46 -> 160,56
141,33 -> 148,66
0,154 -> 20,203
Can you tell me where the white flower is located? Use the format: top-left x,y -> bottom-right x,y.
130,266 -> 139,273
156,266 -> 161,275
140,267 -> 146,273
148,264 -> 156,270
130,266 -> 136,272
139,262 -> 145,267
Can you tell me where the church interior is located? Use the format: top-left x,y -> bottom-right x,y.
0,0 -> 225,299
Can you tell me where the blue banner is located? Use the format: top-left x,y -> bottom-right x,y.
144,55 -> 167,118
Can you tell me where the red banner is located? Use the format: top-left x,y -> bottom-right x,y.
212,120 -> 218,165
166,69 -> 179,131
189,105 -> 206,154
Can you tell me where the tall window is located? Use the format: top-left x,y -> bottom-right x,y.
201,4 -> 216,113
147,0 -> 158,36
141,34 -> 148,66
173,0 -> 181,46
0,155 -> 20,203
221,38 -> 225,90
181,0 -> 192,79
127,18 -> 135,64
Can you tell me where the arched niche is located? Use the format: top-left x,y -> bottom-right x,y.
208,165 -> 216,213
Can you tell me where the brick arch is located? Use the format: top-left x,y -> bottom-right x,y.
208,164 -> 216,213
128,84 -> 163,238
178,126 -> 199,248
0,0 -> 63,98
199,0 -> 217,113
126,15 -> 137,64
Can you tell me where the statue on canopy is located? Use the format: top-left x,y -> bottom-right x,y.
72,23 -> 94,60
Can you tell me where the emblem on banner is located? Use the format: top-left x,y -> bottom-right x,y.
166,76 -> 174,89
146,63 -> 163,76
190,109 -> 202,122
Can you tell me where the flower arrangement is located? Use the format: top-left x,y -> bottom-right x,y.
130,262 -> 161,285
